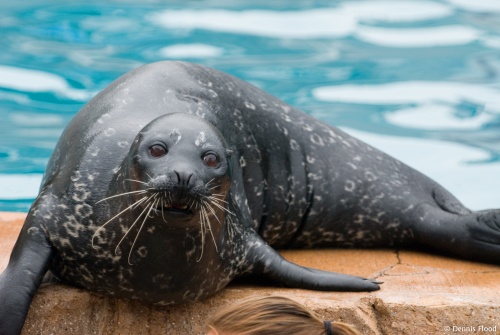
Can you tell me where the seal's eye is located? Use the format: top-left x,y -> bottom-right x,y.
203,153 -> 219,168
148,144 -> 167,158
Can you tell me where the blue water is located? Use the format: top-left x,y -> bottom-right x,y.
1,0 -> 500,212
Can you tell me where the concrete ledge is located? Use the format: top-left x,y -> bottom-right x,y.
1,213 -> 499,334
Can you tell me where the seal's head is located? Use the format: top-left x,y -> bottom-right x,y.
127,113 -> 232,227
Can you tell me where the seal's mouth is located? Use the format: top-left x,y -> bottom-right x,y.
157,201 -> 194,215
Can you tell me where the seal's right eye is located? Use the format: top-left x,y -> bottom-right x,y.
148,144 -> 167,158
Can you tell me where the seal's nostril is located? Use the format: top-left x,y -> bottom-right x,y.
148,171 -> 196,191
173,170 -> 195,188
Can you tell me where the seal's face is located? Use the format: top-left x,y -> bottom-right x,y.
128,113 -> 232,227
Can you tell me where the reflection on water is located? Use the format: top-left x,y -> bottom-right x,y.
0,0 -> 500,211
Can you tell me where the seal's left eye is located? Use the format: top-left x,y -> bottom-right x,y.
149,144 -> 167,158
203,153 -> 219,168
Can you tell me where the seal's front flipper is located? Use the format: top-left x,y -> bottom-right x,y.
264,261 -> 381,292
242,234 -> 380,292
0,224 -> 53,335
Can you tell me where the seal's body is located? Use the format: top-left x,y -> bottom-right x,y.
1,61 -> 499,334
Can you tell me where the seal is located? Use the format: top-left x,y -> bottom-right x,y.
1,61 -> 499,334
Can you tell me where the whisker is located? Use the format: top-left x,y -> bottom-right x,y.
203,199 -> 221,225
197,207 -> 206,262
209,193 -> 226,198
114,193 -> 156,255
144,172 -> 153,182
132,195 -> 150,210
160,197 -> 167,223
207,195 -> 228,204
204,196 -> 235,216
125,179 -> 149,186
201,202 -> 219,254
148,193 -> 159,218
187,198 -> 197,212
196,205 -> 210,262
96,190 -> 147,204
206,217 -> 218,254
205,178 -> 215,188
92,196 -> 148,249
128,198 -> 158,265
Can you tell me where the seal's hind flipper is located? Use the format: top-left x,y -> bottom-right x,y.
241,233 -> 380,292
414,203 -> 500,264
459,209 -> 500,263
0,220 -> 54,335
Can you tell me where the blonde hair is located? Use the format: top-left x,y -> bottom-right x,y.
206,296 -> 361,335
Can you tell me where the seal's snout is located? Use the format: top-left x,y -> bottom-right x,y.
173,170 -> 195,189
147,171 -> 204,216
149,170 -> 197,192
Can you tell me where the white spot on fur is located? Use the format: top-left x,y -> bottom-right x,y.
347,162 -> 358,170
306,155 -> 316,164
170,129 -> 182,143
104,128 -> 117,137
281,114 -> 292,122
345,180 -> 356,192
195,131 -> 206,146
137,246 -> 148,258
310,133 -> 324,146
239,156 -> 246,167
302,123 -> 314,132
244,101 -> 256,110
75,203 -> 93,218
